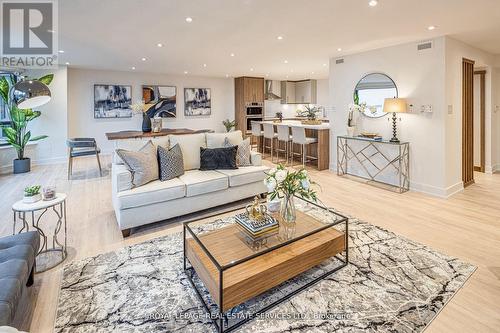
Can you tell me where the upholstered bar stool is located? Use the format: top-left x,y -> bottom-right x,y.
262,122 -> 277,162
290,126 -> 318,168
250,121 -> 264,153
276,124 -> 293,165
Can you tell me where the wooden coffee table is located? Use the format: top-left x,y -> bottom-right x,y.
183,197 -> 348,333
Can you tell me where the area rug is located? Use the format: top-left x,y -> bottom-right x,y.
54,200 -> 476,333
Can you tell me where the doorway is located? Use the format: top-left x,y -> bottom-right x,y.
473,70 -> 486,173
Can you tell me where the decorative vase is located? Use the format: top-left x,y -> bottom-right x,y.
152,117 -> 162,133
23,193 -> 41,204
13,158 -> 31,174
280,194 -> 296,224
142,113 -> 152,132
347,126 -> 355,137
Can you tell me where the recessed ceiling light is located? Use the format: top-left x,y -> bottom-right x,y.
250,68 -> 254,72
157,43 -> 163,47
131,67 -> 136,70
185,17 -> 193,23
225,74 -> 229,78
141,57 -> 147,61
368,0 -> 378,7
337,48 -> 342,51
428,25 -> 436,31
290,69 -> 294,73
230,53 -> 235,57
284,60 -> 288,64
286,75 -> 289,79
266,73 -> 270,77
323,63 -> 327,67
184,70 -> 188,74
65,62 -> 70,65
277,36 -> 283,40
311,71 -> 315,74
58,50 -> 64,53
203,63 -> 207,67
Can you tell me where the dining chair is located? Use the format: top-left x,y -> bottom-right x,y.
67,138 -> 102,179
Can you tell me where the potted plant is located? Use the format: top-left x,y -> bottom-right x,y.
222,119 -> 236,132
23,185 -> 42,203
0,74 -> 52,174
296,105 -> 323,125
264,164 -> 317,223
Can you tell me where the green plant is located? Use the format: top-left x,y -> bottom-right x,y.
296,105 -> 321,120
222,119 -> 237,132
0,73 -> 53,160
24,185 -> 41,197
264,164 -> 317,201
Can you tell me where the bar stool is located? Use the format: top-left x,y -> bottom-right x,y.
276,124 -> 292,165
262,122 -> 277,162
250,121 -> 264,152
290,126 -> 318,168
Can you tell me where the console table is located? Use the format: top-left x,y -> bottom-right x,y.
337,136 -> 409,193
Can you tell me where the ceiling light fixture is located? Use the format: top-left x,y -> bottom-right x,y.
230,53 -> 235,57
185,17 -> 193,23
141,57 -> 147,61
250,68 -> 254,72
311,71 -> 315,74
266,73 -> 270,77
225,74 -> 229,78
184,70 -> 188,74
368,0 -> 378,7
131,67 -> 136,70
337,48 -> 342,51
428,25 -> 436,30
65,62 -> 70,65
323,63 -> 327,67
157,43 -> 163,47
203,63 -> 207,67
277,36 -> 283,40
284,60 -> 288,64
58,50 -> 64,53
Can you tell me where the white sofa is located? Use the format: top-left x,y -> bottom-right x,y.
111,130 -> 269,236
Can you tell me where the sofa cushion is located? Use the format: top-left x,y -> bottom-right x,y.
223,137 -> 251,166
0,245 -> 35,274
116,141 -> 159,188
113,136 -> 170,164
0,260 -> 29,285
216,165 -> 270,187
0,232 -> 39,255
0,277 -> 21,324
117,178 -> 186,209
206,130 -> 243,148
169,133 -> 206,170
158,144 -> 185,181
199,146 -> 238,171
179,170 -> 229,197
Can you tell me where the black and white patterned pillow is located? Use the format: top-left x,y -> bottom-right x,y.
223,137 -> 251,166
158,144 -> 185,181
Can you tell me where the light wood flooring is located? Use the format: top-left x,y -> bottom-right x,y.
0,155 -> 499,332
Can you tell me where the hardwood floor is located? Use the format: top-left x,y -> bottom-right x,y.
0,155 -> 499,332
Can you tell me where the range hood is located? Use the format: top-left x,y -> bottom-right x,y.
265,80 -> 281,100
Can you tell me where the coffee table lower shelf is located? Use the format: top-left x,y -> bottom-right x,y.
183,216 -> 348,333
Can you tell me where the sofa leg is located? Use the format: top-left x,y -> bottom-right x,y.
27,264 -> 35,287
121,229 -> 131,238
259,192 -> 268,200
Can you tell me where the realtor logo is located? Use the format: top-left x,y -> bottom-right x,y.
1,0 -> 58,67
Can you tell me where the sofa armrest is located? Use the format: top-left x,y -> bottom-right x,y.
250,151 -> 262,166
112,164 -> 133,193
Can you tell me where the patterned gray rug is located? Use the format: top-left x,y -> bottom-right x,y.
54,201 -> 476,333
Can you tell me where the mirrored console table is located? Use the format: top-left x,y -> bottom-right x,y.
337,136 -> 409,193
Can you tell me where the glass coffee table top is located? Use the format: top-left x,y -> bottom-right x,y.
184,196 -> 347,269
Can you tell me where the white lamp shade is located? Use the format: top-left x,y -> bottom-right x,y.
12,80 -> 52,109
383,98 -> 407,113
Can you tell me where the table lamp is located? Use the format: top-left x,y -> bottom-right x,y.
383,98 -> 407,143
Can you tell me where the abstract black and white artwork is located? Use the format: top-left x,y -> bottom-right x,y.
94,85 -> 132,118
143,85 -> 177,118
184,88 -> 211,116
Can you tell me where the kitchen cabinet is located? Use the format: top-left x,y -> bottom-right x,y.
234,77 -> 265,137
242,77 -> 264,103
280,79 -> 317,104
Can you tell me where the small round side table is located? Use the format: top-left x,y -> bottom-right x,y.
12,193 -> 68,273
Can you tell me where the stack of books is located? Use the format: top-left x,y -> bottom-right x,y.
234,212 -> 279,238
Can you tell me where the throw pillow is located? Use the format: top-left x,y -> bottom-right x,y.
116,141 -> 159,187
158,144 -> 185,181
223,137 -> 252,166
199,146 -> 238,170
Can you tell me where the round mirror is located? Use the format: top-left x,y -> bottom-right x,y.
353,73 -> 398,118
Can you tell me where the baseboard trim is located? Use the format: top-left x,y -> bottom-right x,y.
410,181 -> 463,198
0,156 -> 68,175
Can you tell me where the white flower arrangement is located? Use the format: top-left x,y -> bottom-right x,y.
264,164 -> 317,201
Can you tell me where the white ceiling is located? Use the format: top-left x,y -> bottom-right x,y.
58,0 -> 500,79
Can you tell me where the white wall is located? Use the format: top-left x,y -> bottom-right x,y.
68,68 -> 235,153
444,37 -> 498,183
264,79 -> 329,118
0,66 -> 68,173
329,37 -> 449,196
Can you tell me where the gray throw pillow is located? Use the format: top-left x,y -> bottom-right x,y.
224,137 -> 251,166
158,144 -> 185,181
116,141 -> 159,188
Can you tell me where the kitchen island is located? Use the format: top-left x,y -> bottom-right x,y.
255,120 -> 330,170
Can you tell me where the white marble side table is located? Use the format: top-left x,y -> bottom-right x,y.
12,193 -> 68,273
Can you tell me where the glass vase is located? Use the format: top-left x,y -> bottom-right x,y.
280,194 -> 296,224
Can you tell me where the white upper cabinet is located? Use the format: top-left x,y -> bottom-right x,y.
280,80 -> 317,104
